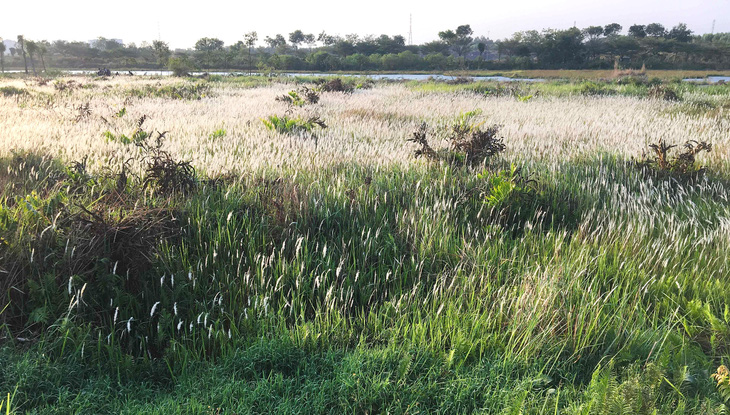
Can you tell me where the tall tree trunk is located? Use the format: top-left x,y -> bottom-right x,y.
29,54 -> 36,75
40,54 -> 46,72
0,55 -> 4,73
22,51 -> 28,74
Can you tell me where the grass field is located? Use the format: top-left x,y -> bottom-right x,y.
1,74 -> 729,413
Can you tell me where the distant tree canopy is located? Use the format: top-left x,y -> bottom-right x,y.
0,21 -> 726,72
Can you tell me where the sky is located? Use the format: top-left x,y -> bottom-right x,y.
1,0 -> 728,49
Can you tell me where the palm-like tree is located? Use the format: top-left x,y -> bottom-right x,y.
38,42 -> 48,72
26,40 -> 38,75
17,35 -> 28,74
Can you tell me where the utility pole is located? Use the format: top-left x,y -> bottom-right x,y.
409,14 -> 413,45
712,19 -> 716,35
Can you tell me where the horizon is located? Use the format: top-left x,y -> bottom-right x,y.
0,0 -> 727,49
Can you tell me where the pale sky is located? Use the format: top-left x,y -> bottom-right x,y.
2,0 -> 728,48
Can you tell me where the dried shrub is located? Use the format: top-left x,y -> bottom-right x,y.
450,124 -> 505,166
648,85 -> 680,102
406,123 -> 438,161
408,111 -> 506,167
446,77 -> 473,85
54,80 -> 83,92
637,139 -> 712,177
317,78 -> 354,93
73,102 -> 92,122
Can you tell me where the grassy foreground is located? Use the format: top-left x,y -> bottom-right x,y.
1,75 -> 729,413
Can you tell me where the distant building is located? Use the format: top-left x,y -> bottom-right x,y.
1,39 -> 18,55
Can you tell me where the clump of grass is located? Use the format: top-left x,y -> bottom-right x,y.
208,128 -> 226,140
637,139 -> 712,177
0,86 -> 28,97
128,82 -> 210,100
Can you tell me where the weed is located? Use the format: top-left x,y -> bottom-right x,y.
208,129 -> 226,140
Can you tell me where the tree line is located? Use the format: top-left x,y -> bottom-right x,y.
1,22 -> 729,74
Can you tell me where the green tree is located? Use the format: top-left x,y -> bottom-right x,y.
668,23 -> 693,42
25,40 -> 37,75
628,24 -> 647,38
17,35 -> 28,74
646,23 -> 666,37
242,32 -> 257,74
194,37 -> 224,68
603,23 -> 623,37
243,31 -> 258,75
288,30 -> 305,49
438,24 -> 473,57
152,40 -> 171,69
583,26 -> 604,40
38,41 -> 49,71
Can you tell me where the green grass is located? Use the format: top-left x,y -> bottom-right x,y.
1,82 -> 730,413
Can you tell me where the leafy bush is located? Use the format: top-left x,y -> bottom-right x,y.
275,86 -> 320,106
578,81 -> 614,96
167,56 -> 193,77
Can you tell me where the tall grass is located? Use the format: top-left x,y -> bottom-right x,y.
0,75 -> 729,413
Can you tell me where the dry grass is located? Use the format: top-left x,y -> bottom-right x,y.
1,77 -> 727,177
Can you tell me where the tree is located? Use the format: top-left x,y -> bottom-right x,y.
264,34 -> 286,52
243,31 -> 258,75
288,30 -> 305,49
583,26 -> 604,40
438,24 -> 473,57
194,37 -> 224,68
152,40 -> 171,68
317,31 -> 336,46
303,33 -> 316,51
645,23 -> 666,37
17,35 -> 28,74
628,24 -> 647,38
603,23 -> 622,37
668,23 -> 693,42
0,41 -> 5,72
37,41 -> 48,71
25,40 -> 37,75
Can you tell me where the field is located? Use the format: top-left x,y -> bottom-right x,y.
1,74 -> 729,413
